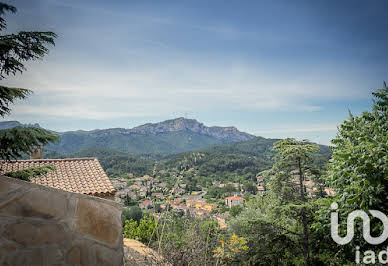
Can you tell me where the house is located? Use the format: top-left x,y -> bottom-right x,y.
256,175 -> 264,183
139,199 -> 152,210
324,187 -> 335,196
172,187 -> 185,195
0,157 -> 116,200
151,192 -> 164,198
225,196 -> 245,208
129,184 -> 140,191
158,182 -> 168,188
257,185 -> 265,195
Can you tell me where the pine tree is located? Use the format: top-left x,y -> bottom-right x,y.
263,138 -> 319,265
0,2 -> 59,173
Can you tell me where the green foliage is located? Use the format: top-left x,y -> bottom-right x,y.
313,83 -> 388,263
154,214 -> 222,265
123,194 -> 136,207
0,2 -> 59,164
212,234 -> 248,266
243,181 -> 257,194
0,127 -> 59,161
229,205 -> 244,217
159,137 -> 330,184
0,3 -> 56,78
228,199 -> 302,265
0,86 -> 31,117
4,165 -> 55,181
122,219 -> 138,239
0,2 -> 56,112
121,206 -> 143,225
229,138 -> 322,265
154,203 -> 162,213
123,214 -> 157,244
46,130 -> 228,156
71,147 -> 154,177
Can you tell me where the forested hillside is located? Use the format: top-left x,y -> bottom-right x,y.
43,136 -> 331,181
157,137 -> 331,182
46,130 -> 228,155
44,147 -> 155,177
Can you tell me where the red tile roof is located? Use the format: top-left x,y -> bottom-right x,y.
0,158 -> 115,197
140,200 -> 151,206
225,196 -> 245,201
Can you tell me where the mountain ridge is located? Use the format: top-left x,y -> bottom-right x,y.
0,118 -> 255,155
128,117 -> 254,141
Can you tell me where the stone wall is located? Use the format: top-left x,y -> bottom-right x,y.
0,175 -> 123,266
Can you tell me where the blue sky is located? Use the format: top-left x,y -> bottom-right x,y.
3,0 -> 388,145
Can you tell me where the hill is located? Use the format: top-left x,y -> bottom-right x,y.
0,118 -> 254,156
157,137 -> 331,182
0,119 -> 331,181
0,121 -> 41,130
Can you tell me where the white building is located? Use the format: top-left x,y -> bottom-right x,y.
225,196 -> 245,208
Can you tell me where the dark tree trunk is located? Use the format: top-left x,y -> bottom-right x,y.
298,157 -> 311,266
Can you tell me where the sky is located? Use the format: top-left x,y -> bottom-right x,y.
2,0 -> 388,145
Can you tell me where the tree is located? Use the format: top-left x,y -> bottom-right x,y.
228,139 -> 321,265
313,83 -> 388,263
123,214 -> 157,244
154,203 -> 162,213
121,206 -> 143,225
212,234 -> 248,265
229,205 -> 243,217
269,138 -> 319,265
154,214 -> 221,265
243,181 -> 257,194
123,193 -> 135,206
0,2 -> 59,166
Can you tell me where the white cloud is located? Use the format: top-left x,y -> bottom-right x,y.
255,124 -> 337,134
2,55 -> 370,121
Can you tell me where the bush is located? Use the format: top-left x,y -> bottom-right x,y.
121,206 -> 143,225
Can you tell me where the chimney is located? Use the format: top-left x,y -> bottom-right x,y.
30,144 -> 43,160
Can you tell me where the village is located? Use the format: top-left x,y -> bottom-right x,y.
111,171 -> 252,228
111,168 -> 334,228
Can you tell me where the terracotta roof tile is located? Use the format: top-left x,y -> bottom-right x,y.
225,196 -> 245,201
0,158 -> 115,196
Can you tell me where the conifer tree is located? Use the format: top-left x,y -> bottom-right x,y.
0,2 -> 59,163
264,138 -> 319,265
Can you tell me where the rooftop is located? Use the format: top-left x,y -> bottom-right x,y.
0,158 -> 115,197
140,199 -> 151,205
225,196 -> 245,201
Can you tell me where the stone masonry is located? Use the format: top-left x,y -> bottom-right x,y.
0,175 -> 123,266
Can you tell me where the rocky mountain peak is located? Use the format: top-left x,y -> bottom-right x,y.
130,117 -> 254,142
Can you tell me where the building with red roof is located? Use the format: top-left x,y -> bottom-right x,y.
225,196 -> 245,208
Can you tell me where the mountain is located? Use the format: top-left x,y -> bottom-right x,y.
0,119 -> 331,179
130,117 -> 254,142
0,121 -> 41,130
0,118 -> 254,156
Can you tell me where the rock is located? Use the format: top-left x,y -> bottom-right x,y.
0,188 -> 67,219
5,248 -> 44,266
66,246 -> 82,265
0,176 -> 123,266
4,222 -> 68,246
45,247 -> 64,266
75,198 -> 122,247
93,244 -> 123,266
123,238 -> 170,266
